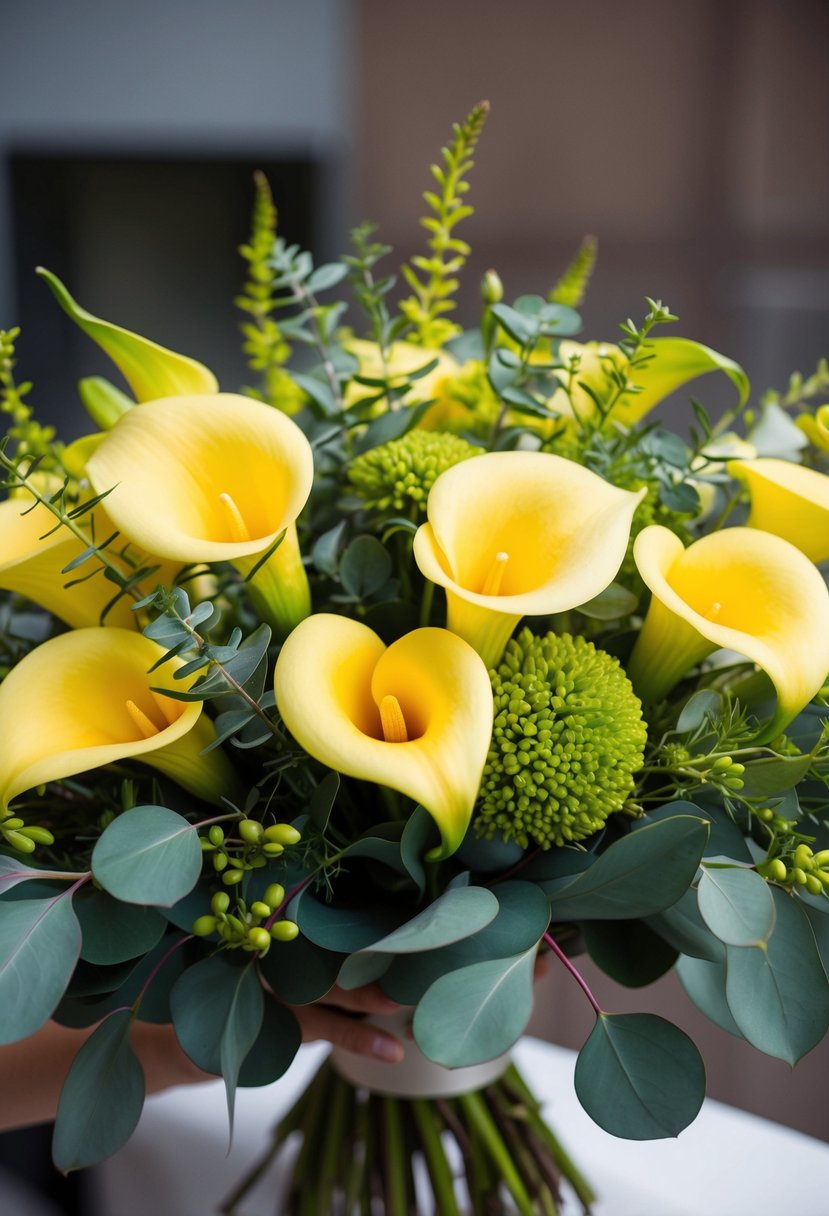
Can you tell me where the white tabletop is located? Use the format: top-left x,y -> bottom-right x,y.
95,1037 -> 829,1216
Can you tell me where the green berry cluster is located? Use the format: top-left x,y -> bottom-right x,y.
1,811 -> 54,854
759,844 -> 829,897
192,883 -> 299,955
474,629 -> 647,849
346,430 -> 483,516
200,819 -> 301,886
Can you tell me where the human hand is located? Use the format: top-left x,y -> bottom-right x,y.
290,983 -> 405,1063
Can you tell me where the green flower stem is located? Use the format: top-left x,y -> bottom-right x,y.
412,1098 -> 462,1216
504,1066 -> 596,1211
382,1095 -> 409,1216
419,576 -> 435,628
344,1088 -> 370,1213
288,1062 -> 337,1213
488,1085 -> 562,1214
457,1090 -> 535,1216
484,1085 -> 553,1212
316,1070 -> 351,1214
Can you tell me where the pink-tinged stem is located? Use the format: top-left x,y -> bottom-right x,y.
132,933 -> 194,1014
542,930 -> 603,1017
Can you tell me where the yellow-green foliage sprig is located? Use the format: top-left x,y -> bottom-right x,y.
0,809 -> 55,855
347,430 -> 484,517
475,629 -> 647,849
399,102 -> 489,348
548,236 -> 598,309
0,328 -> 58,464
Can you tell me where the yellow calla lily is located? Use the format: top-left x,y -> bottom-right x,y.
627,525 -> 829,741
0,495 -> 137,629
274,616 -> 493,859
796,404 -> 829,454
86,393 -> 314,636
344,338 -> 463,425
412,452 -> 645,667
38,268 -> 217,401
547,338 -> 749,430
728,458 -> 829,564
0,628 -> 238,813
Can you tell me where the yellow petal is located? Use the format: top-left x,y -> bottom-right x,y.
729,458 -> 829,564
274,616 -> 493,859
0,496 -> 137,629
37,268 -> 217,401
796,404 -> 829,453
613,337 -> 749,428
413,452 -> 645,666
628,525 -> 829,741
77,377 -> 135,429
86,393 -> 315,633
0,628 -> 238,812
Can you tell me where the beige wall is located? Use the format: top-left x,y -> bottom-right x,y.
356,0 -> 829,1141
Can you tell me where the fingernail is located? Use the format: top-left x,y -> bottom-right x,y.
371,1035 -> 404,1063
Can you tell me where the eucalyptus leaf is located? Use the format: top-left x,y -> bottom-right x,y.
362,887 -> 499,955
76,890 -> 166,964
574,1013 -> 705,1139
548,816 -> 708,921
92,806 -> 202,907
697,866 -> 776,947
352,399 -> 433,455
725,886 -> 829,1064
308,772 -> 340,834
339,536 -> 393,599
413,945 -> 537,1067
219,963 -> 265,1132
675,954 -> 741,1037
52,1010 -> 145,1172
311,520 -> 347,578
258,931 -> 341,1004
577,582 -> 639,621
336,951 -> 393,990
294,890 -> 406,953
237,999 -> 301,1087
581,919 -> 677,988
400,804 -> 439,892
739,754 -> 814,799
646,888 -> 725,963
0,856 -> 51,894
0,892 -> 82,1044
676,689 -> 724,736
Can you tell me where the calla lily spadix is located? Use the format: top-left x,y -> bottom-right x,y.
728,458 -> 829,565
0,628 -> 239,814
627,525 -> 829,743
413,452 -> 646,667
274,616 -> 493,860
0,495 -> 137,629
37,269 -> 218,401
86,393 -> 315,636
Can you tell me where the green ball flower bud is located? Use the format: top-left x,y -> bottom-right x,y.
213,852 -> 229,872
263,823 -> 302,847
792,867 -> 808,886
239,819 -> 264,844
2,817 -> 25,830
192,915 -> 219,937
263,883 -> 285,910
270,919 -> 300,942
263,842 -> 285,856
766,858 -> 788,883
18,826 -> 55,845
226,914 -> 247,937
208,825 -> 225,846
211,891 -> 230,916
758,808 -> 775,822
475,629 -> 647,850
222,868 -> 245,886
347,431 -> 484,518
248,927 -> 271,952
805,874 -> 823,896
813,849 -> 829,867
481,269 -> 504,305
250,901 -> 272,920
4,830 -> 36,854
794,844 -> 814,870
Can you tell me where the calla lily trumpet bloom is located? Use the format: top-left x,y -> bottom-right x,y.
86,393 -> 315,635
0,628 -> 238,813
413,452 -> 645,667
38,269 -> 217,401
0,495 -> 137,629
728,458 -> 829,565
274,616 -> 493,859
627,525 -> 829,742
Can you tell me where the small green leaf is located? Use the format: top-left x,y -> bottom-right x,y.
725,886 -> 829,1064
575,1013 -> 705,1139
295,891 -> 406,953
219,963 -> 265,1132
0,893 -> 82,1044
308,772 -> 340,834
339,536 -> 393,599
577,582 -> 638,621
258,932 -> 341,1004
306,263 -> 348,294
52,1010 -> 145,1172
413,945 -> 537,1067
548,816 -> 708,921
581,919 -> 677,988
697,866 -> 776,947
739,754 -> 814,799
675,954 -> 741,1036
400,804 -> 439,892
92,806 -> 202,907
364,887 -> 499,954
237,999 -> 301,1087
76,890 -> 166,964
647,888 -> 724,963
311,520 -> 347,578
676,689 -> 723,735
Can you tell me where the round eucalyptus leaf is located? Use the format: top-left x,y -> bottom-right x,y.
92,805 -> 202,907
52,1009 -> 145,1173
574,1013 -> 705,1139
237,999 -> 301,1087
581,919 -> 677,988
76,890 -> 167,964
366,887 -> 499,955
697,866 -> 775,947
258,932 -> 341,1005
0,893 -> 81,1044
413,945 -> 536,1067
675,954 -> 741,1037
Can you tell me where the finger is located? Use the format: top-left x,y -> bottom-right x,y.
322,983 -> 401,1015
293,1004 -> 404,1063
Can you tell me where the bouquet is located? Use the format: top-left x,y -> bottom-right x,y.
1,102 -> 829,1215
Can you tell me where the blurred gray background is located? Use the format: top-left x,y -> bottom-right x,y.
1,0 -> 827,1156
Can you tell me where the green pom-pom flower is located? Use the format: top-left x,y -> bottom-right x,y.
475,628 -> 647,849
347,431 -> 483,516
